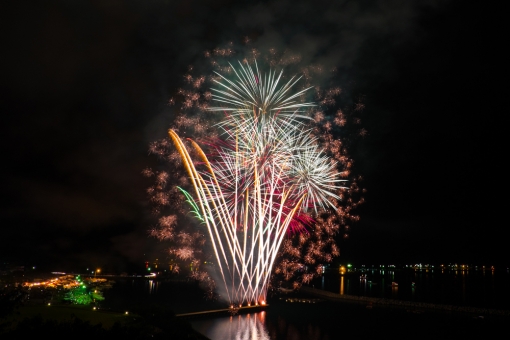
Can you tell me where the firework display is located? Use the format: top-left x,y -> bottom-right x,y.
145,46 -> 364,306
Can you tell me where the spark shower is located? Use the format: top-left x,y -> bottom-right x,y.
168,62 -> 347,305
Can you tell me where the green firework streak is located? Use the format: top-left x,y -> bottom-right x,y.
177,186 -> 205,223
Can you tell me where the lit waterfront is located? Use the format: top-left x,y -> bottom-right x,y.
3,264 -> 510,339
94,263 -> 510,315
12,262 -> 509,311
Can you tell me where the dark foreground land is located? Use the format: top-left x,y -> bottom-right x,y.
0,296 -> 209,340
3,282 -> 510,339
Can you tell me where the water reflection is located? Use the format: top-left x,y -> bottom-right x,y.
360,274 -> 367,295
306,266 -> 510,310
391,284 -> 398,298
195,312 -> 269,340
147,279 -> 158,294
191,310 -> 332,340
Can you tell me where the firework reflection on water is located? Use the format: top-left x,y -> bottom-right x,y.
192,312 -> 270,340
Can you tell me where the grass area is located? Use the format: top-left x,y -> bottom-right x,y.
5,304 -> 134,330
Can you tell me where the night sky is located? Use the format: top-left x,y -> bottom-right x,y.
1,0 -> 504,273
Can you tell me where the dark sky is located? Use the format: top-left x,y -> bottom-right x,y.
1,0 -> 504,273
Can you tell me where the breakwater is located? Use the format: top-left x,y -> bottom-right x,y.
299,285 -> 510,318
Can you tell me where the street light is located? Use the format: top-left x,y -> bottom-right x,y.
95,268 -> 101,278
